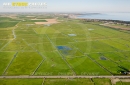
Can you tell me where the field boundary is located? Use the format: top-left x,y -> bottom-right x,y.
33,28 -> 38,34
32,59 -> 46,75
12,29 -> 16,39
45,34 -> 76,76
2,52 -> 18,76
0,40 -> 12,51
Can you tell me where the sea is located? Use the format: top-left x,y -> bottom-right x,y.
77,13 -> 130,21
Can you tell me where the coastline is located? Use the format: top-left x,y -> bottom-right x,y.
72,13 -> 130,22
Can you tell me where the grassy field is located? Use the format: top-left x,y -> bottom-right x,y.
88,53 -> 125,75
114,81 -> 130,85
35,52 -> 72,75
0,40 -> 9,49
92,78 -> 111,85
0,14 -> 130,84
2,39 -> 35,52
1,78 -> 127,85
0,52 -> 15,75
0,79 -> 43,85
0,30 -> 14,39
0,17 -> 20,28
0,16 -> 130,75
0,22 -> 18,28
44,78 -> 94,85
6,52 -> 43,75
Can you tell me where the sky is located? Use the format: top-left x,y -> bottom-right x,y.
0,0 -> 130,12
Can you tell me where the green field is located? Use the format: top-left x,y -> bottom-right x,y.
0,79 -> 43,85
0,30 -> 14,39
44,78 -> 94,85
6,52 -> 43,75
0,22 -> 18,28
0,15 -> 130,76
0,17 -> 20,28
0,52 -> 15,75
92,78 -> 111,85
1,78 -> 129,85
0,14 -> 130,84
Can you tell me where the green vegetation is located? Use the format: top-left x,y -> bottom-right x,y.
0,14 -> 130,84
0,17 -> 20,28
0,22 -> 18,28
23,19 -> 47,22
66,56 -> 110,75
0,40 -> 9,49
0,30 -> 14,39
35,52 -> 72,75
44,78 -> 94,85
0,79 -> 43,85
0,52 -> 15,75
6,52 -> 43,75
1,78 -> 125,85
0,17 -> 20,22
92,78 -> 111,85
2,39 -> 35,51
0,16 -> 130,75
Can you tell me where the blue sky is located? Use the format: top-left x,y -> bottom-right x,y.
0,0 -> 130,12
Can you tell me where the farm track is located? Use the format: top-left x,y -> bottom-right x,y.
12,29 -> 16,39
0,75 -> 130,79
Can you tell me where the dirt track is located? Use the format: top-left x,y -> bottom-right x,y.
0,75 -> 130,79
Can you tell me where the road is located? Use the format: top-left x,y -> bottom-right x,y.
0,76 -> 130,79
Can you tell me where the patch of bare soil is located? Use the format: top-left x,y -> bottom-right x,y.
120,79 -> 130,82
26,16 -> 35,17
111,78 -> 120,85
35,19 -> 59,25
